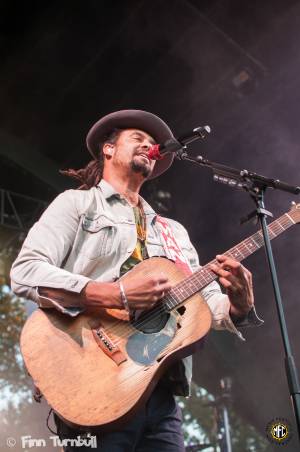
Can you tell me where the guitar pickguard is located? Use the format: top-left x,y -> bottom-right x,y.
126,311 -> 180,365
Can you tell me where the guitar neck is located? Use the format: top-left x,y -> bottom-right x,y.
164,212 -> 296,310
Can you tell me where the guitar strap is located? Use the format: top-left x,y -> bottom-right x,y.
155,216 -> 206,395
155,216 -> 192,275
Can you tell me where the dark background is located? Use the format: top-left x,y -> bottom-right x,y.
1,0 -> 300,448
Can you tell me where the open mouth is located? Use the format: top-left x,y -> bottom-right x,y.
137,153 -> 150,162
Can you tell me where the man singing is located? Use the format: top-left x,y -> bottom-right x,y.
10,110 -> 261,451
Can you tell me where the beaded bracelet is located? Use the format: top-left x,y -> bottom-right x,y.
118,281 -> 130,312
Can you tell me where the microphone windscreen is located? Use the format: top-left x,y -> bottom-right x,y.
148,145 -> 164,160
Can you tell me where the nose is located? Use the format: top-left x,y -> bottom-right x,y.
140,143 -> 151,152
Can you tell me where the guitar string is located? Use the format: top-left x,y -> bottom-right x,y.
107,304 -> 204,350
106,256 -> 240,339
100,217 -> 290,342
102,257 -> 224,339
35,213 -> 298,425
88,310 -> 202,400
79,278 -> 248,417
104,318 -> 193,389
87,217 -> 292,343
100,217 -> 290,341
96,266 -> 217,342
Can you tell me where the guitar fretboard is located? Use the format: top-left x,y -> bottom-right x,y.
163,212 -> 296,311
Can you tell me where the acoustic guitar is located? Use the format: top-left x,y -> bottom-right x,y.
20,203 -> 300,430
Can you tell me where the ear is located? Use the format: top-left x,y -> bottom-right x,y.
103,143 -> 115,158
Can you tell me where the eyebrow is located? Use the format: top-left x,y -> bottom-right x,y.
130,131 -> 156,145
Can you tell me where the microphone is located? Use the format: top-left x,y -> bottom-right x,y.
148,125 -> 211,160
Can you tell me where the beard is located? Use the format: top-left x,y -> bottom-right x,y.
130,157 -> 152,178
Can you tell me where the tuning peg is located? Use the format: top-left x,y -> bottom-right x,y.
291,201 -> 296,207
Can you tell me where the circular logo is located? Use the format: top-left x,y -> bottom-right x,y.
6,437 -> 16,448
266,418 -> 292,446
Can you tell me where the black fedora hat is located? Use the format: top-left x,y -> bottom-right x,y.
86,109 -> 175,179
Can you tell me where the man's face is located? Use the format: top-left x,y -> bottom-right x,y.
103,129 -> 156,178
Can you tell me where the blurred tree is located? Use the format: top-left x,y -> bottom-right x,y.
0,286 -> 30,391
178,383 -> 271,451
0,286 -> 47,451
0,285 -> 272,451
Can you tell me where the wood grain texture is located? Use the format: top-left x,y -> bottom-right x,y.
21,257 -> 212,429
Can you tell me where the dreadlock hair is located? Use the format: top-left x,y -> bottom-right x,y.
60,129 -> 122,190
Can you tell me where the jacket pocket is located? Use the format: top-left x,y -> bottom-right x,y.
80,214 -> 116,259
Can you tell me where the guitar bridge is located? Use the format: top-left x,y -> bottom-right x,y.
91,326 -> 127,366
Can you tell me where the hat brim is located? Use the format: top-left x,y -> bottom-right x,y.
86,109 -> 174,179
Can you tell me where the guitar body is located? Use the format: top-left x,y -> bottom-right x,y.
21,257 -> 212,430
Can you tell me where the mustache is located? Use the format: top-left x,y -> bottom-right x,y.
134,149 -> 151,159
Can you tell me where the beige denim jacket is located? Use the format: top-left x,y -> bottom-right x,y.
10,179 -> 263,394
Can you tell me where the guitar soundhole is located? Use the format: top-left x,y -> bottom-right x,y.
177,306 -> 186,315
131,308 -> 170,333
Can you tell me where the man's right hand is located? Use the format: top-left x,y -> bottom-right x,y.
83,271 -> 172,311
119,271 -> 172,310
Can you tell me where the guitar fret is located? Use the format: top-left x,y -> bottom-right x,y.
243,241 -> 251,252
277,221 -> 285,231
238,243 -> 249,258
226,251 -> 234,259
244,240 -> 254,253
272,227 -> 281,237
164,292 -> 177,308
269,228 -> 276,239
256,231 -> 264,245
231,250 -> 241,259
189,280 -> 199,292
285,213 -> 296,224
249,237 -> 259,249
163,208 -> 299,312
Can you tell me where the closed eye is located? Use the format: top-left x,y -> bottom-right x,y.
130,132 -> 156,145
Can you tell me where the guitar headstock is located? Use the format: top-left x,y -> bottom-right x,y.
288,201 -> 300,223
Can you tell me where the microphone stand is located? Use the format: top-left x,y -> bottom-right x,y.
204,377 -> 233,452
175,148 -> 300,442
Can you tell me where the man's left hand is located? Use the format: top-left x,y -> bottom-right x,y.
210,254 -> 254,319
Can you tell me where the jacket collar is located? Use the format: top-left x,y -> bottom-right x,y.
97,179 -> 156,218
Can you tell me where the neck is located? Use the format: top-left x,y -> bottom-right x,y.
103,168 -> 144,206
